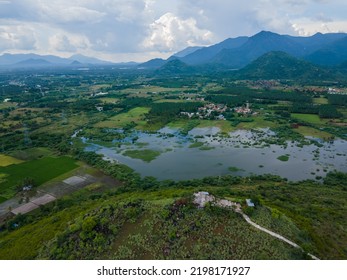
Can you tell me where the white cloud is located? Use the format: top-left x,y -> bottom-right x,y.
49,33 -> 91,52
0,24 -> 37,51
292,19 -> 347,36
143,12 -> 213,51
41,5 -> 105,24
0,0 -> 346,61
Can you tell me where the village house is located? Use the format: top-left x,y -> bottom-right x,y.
234,102 -> 252,115
181,102 -> 228,120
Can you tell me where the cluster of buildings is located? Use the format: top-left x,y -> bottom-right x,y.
328,88 -> 347,95
234,102 -> 252,115
181,101 -> 254,120
181,102 -> 228,120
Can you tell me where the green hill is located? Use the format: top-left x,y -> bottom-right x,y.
0,152 -> 346,260
237,51 -> 336,80
155,59 -> 195,75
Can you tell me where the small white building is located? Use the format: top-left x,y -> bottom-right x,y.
246,199 -> 255,207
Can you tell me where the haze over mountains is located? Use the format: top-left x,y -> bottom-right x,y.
1,31 -> 347,78
140,30 -> 347,80
157,31 -> 347,69
0,53 -> 125,69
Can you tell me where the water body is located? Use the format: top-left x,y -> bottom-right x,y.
84,127 -> 347,181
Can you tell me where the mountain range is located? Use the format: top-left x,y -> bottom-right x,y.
1,30 -> 347,79
137,30 -> 347,80
0,53 -> 132,69
146,31 -> 347,70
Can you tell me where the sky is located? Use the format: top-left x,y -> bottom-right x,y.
0,0 -> 346,62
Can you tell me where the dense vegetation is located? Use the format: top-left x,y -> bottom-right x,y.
0,67 -> 346,260
0,156 -> 346,259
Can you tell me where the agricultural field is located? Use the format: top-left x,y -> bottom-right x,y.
294,126 -> 333,139
291,113 -> 326,125
8,147 -> 54,161
94,107 -> 150,129
235,117 -> 278,130
313,97 -> 329,104
0,154 -> 23,166
0,156 -> 78,199
197,120 -> 236,133
119,86 -> 189,95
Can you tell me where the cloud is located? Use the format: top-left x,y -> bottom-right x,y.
49,33 -> 91,52
0,0 -> 346,61
0,23 -> 37,51
143,12 -> 213,51
292,19 -> 347,36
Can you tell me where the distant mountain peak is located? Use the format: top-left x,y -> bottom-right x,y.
251,30 -> 283,40
68,54 -> 112,65
172,46 -> 203,58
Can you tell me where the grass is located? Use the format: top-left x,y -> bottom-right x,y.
0,174 -> 346,259
228,166 -> 245,172
236,117 -> 277,130
0,154 -> 23,166
123,149 -> 161,162
120,86 -> 188,94
136,121 -> 163,132
164,119 -> 201,134
8,147 -> 54,161
277,155 -> 290,162
0,102 -> 17,109
167,119 -> 190,129
197,120 -> 235,133
35,112 -> 97,135
291,114 -> 326,125
99,97 -> 119,104
199,146 -> 215,151
0,156 -> 78,199
0,196 -> 96,259
189,142 -> 204,148
94,107 -> 150,128
313,97 -> 328,105
168,119 -> 235,134
154,99 -> 189,103
294,126 -> 333,139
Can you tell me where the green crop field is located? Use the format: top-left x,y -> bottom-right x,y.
9,147 -> 54,161
294,126 -> 332,139
313,97 -> 329,105
94,107 -> 150,128
236,117 -> 278,130
0,156 -> 78,199
291,113 -> 326,125
0,154 -> 23,167
197,120 -> 235,133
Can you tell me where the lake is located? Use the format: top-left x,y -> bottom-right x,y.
84,127 -> 347,181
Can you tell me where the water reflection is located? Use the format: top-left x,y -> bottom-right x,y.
84,127 -> 347,181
